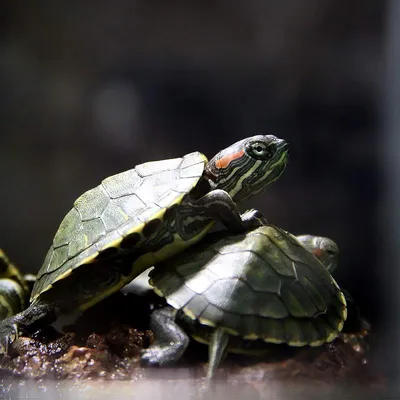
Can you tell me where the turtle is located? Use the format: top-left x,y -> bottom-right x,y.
0,135 -> 288,351
0,250 -> 31,320
140,225 -> 347,379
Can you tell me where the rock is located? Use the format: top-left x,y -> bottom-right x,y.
0,291 -> 384,386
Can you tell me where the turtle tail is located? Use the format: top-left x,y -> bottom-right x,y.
207,327 -> 229,380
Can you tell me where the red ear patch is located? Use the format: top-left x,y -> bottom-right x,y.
215,149 -> 245,170
313,249 -> 323,257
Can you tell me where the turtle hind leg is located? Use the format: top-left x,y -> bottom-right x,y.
0,300 -> 60,354
141,306 -> 190,366
207,327 -> 229,380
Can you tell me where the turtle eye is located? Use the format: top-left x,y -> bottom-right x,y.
326,249 -> 337,256
246,140 -> 274,160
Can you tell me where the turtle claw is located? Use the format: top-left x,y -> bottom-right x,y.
241,209 -> 268,229
140,345 -> 183,367
140,347 -> 163,367
0,321 -> 19,355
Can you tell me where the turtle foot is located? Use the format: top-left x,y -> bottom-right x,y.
141,306 -> 189,367
0,319 -> 19,354
141,346 -> 169,367
141,343 -> 186,367
241,209 -> 268,229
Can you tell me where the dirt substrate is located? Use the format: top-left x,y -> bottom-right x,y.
0,291 -> 386,389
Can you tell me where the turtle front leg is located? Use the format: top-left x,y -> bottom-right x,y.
0,301 -> 60,354
141,306 -> 190,367
188,189 -> 267,233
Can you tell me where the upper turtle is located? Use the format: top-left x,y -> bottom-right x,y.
31,135 -> 288,302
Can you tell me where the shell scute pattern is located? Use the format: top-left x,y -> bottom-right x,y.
255,293 -> 290,319
312,318 -> 335,342
297,275 -> 333,312
32,152 -> 206,299
133,179 -> 172,208
298,320 -> 321,344
67,232 -> 90,259
101,195 -> 140,232
207,256 -> 250,281
256,240 -> 299,279
49,245 -> 69,275
176,259 -> 212,279
219,311 -> 241,333
280,279 -> 321,317
258,318 -> 285,343
183,269 -> 218,294
179,161 -> 205,179
202,278 -> 250,312
134,157 -> 183,177
214,233 -> 259,256
74,186 -> 110,221
235,315 -> 260,339
165,284 -> 196,310
239,256 -> 282,294
95,230 -> 123,253
325,307 -> 343,331
183,296 -> 209,320
283,318 -> 307,345
102,168 -> 143,199
150,225 -> 346,345
52,208 -> 81,248
198,304 -> 225,328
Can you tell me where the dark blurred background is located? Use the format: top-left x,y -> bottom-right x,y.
0,0 -> 390,370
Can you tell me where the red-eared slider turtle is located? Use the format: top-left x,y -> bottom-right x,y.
0,250 -> 31,320
0,135 -> 288,351
141,225 -> 347,379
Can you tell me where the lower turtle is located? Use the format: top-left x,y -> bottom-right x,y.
0,135 -> 288,351
141,225 -> 347,379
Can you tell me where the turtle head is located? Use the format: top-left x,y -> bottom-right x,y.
297,235 -> 339,272
205,135 -> 288,201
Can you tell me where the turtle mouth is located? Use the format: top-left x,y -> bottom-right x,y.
272,138 -> 289,160
279,140 -> 289,153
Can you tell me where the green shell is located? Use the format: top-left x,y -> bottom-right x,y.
31,152 -> 207,301
149,225 -> 347,347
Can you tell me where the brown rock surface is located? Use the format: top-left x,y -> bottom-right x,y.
0,291 -> 385,391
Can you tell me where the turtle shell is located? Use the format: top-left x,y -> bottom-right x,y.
31,152 -> 207,301
149,225 -> 347,347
